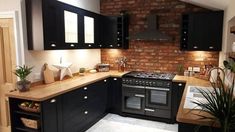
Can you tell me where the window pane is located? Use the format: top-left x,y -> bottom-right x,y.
64,11 -> 78,43
84,16 -> 94,43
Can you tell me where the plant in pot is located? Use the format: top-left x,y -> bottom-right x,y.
14,65 -> 33,92
192,58 -> 235,132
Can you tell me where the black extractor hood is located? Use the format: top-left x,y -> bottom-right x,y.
129,15 -> 172,41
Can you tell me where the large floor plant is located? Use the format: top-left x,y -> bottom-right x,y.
192,58 -> 235,132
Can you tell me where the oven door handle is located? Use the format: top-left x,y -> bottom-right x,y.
122,84 -> 145,89
145,86 -> 170,91
135,94 -> 145,98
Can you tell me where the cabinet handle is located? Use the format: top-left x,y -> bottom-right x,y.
84,87 -> 87,90
209,46 -> 214,49
184,31 -> 187,34
51,44 -> 56,47
117,44 -> 120,47
178,83 -> 182,86
110,45 -> 113,47
104,79 -> 107,82
99,45 -> 102,47
84,96 -> 88,99
193,46 -> 198,49
113,78 -> 117,81
84,111 -> 88,115
117,32 -> 120,34
88,45 -> 91,47
144,108 -> 155,112
70,44 -> 75,47
50,99 -> 56,103
135,94 -> 145,98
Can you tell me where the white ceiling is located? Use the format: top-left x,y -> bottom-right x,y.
180,0 -> 229,10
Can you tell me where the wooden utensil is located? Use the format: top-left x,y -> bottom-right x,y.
43,63 -> 55,84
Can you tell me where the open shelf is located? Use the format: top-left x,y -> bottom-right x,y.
15,111 -> 40,118
231,26 -> 235,34
15,126 -> 40,132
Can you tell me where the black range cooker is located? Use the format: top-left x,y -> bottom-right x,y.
122,71 -> 175,121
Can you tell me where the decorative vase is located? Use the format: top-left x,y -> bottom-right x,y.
16,80 -> 31,92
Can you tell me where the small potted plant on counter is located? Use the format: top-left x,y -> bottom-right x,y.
14,65 -> 33,92
192,58 -> 235,132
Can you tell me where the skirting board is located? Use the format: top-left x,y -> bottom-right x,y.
0,125 -> 11,132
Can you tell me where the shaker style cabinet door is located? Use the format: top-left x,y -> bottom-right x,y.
42,97 -> 62,132
26,0 -> 63,50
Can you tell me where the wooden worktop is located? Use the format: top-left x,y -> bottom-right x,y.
174,75 -> 217,126
6,71 -> 129,102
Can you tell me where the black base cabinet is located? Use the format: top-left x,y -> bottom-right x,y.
9,78 -> 109,132
107,77 -> 122,114
172,82 -> 186,123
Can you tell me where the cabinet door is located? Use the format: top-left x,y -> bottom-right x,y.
172,82 -> 185,122
102,16 -> 118,48
108,77 -> 122,114
206,11 -> 223,51
83,12 -> 101,49
42,0 -> 63,50
60,3 -> 82,49
188,13 -> 208,50
42,97 -> 61,132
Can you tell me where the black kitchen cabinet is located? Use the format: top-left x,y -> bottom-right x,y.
108,77 -> 122,114
9,79 -> 108,132
26,0 -> 63,50
41,97 -> 62,132
181,11 -> 223,51
82,12 -> 102,49
26,0 -> 129,50
172,82 -> 186,122
61,79 -> 108,132
101,13 -> 129,49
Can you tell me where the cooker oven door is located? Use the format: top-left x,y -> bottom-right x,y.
122,85 -> 145,115
145,86 -> 171,110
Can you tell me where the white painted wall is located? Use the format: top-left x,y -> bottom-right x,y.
0,0 -> 101,82
219,0 -> 235,66
58,0 -> 100,13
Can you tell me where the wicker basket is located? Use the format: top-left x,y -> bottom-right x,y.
21,117 -> 40,129
18,105 -> 40,113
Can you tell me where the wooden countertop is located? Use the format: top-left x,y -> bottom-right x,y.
6,71 -> 129,102
174,75 -> 217,126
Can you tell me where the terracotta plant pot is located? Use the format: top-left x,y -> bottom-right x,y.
16,80 -> 31,92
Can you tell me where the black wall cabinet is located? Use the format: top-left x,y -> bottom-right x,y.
101,13 -> 129,49
181,11 -> 223,51
26,0 -> 129,50
26,0 -> 63,50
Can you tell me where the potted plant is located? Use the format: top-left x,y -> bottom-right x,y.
14,65 -> 33,92
177,64 -> 184,75
192,58 -> 235,132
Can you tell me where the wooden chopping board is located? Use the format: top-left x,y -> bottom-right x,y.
43,63 -> 55,84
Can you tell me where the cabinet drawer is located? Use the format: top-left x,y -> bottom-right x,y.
145,108 -> 171,119
63,99 -> 106,132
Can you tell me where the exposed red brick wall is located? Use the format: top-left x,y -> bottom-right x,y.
100,0 -> 219,73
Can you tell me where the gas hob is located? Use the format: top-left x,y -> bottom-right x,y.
123,71 -> 175,80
